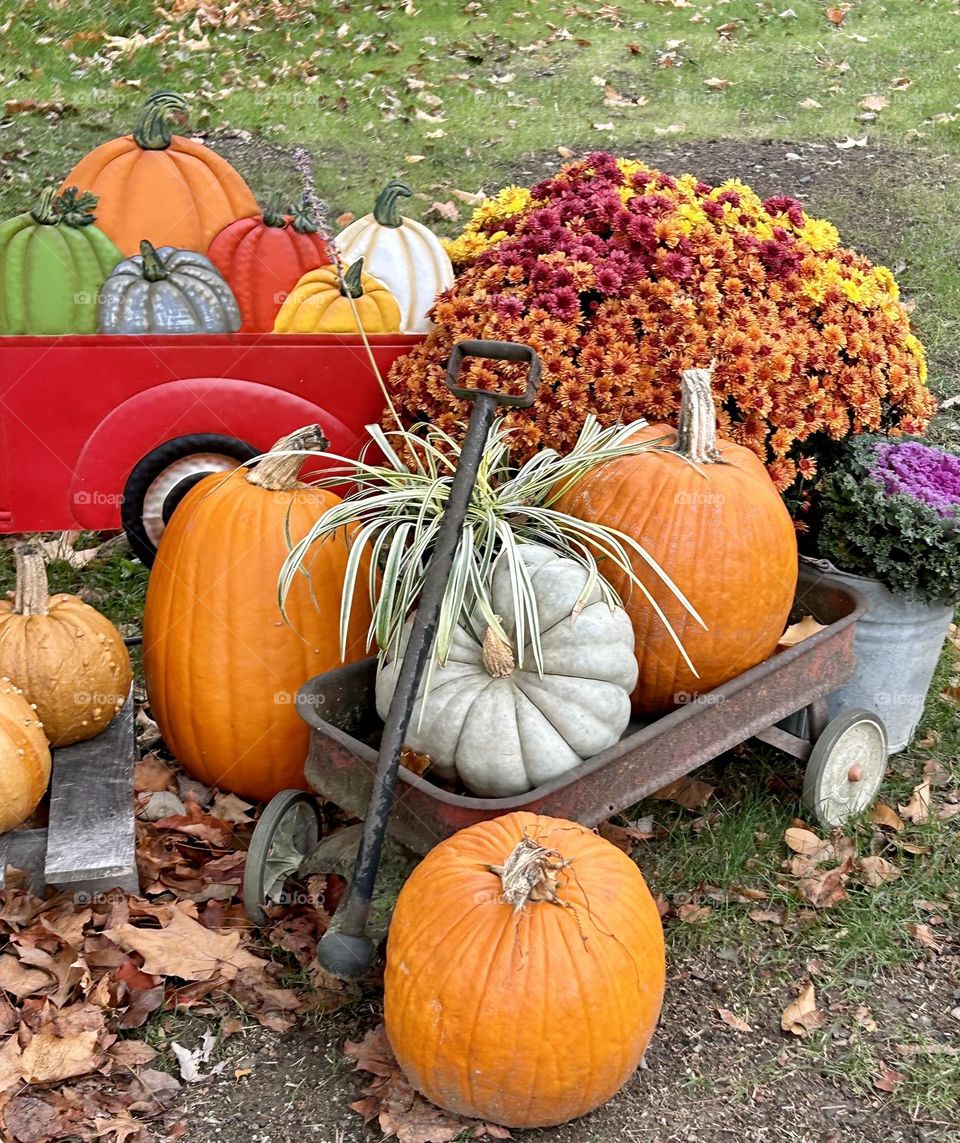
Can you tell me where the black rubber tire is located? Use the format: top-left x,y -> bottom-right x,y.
121,433 -> 258,567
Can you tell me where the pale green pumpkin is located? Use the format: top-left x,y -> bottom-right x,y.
0,187 -> 122,335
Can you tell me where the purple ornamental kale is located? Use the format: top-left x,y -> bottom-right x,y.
871,440 -> 960,517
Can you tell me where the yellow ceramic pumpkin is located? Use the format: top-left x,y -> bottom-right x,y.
0,678 -> 51,833
273,257 -> 401,334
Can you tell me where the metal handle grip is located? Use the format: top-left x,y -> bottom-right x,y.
444,339 -> 541,408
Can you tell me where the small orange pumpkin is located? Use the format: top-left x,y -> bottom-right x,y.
0,678 -> 51,834
384,811 -> 666,1128
556,367 -> 798,714
60,92 -> 258,256
272,257 -> 401,334
142,426 -> 374,802
0,544 -> 132,746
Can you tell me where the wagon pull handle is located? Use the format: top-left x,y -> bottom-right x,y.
315,340 -> 540,980
444,338 -> 540,408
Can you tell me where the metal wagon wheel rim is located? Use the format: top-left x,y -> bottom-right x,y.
243,790 -> 322,926
802,708 -> 888,829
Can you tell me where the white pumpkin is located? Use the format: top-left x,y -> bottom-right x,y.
335,180 -> 453,333
376,545 -> 638,797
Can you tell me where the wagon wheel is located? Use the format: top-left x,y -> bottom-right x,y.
243,790 -> 322,926
122,433 -> 258,566
802,709 -> 888,829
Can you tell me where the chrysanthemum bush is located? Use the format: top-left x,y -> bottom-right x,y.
387,152 -> 935,521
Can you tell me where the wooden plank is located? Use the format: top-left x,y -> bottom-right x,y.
43,690 -> 139,895
0,829 -> 47,895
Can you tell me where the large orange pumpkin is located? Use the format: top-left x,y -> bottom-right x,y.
60,91 -> 258,256
556,367 -> 798,715
142,426 -> 373,802
384,811 -> 665,1128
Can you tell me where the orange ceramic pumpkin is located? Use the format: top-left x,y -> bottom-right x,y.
60,91 -> 258,256
142,426 -> 373,802
207,193 -> 331,332
384,811 -> 665,1128
557,367 -> 798,714
272,257 -> 401,334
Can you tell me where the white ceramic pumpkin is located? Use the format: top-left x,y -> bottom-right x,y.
376,545 -> 638,797
335,180 -> 454,333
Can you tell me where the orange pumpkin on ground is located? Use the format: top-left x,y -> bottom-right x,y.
60,91 -> 258,256
272,257 -> 401,334
0,678 -> 51,833
207,193 -> 331,332
556,367 -> 798,715
142,426 -> 373,802
384,811 -> 666,1128
0,544 -> 132,746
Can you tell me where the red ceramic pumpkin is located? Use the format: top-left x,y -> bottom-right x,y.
207,193 -> 331,332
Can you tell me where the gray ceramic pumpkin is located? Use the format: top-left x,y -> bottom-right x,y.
98,240 -> 241,334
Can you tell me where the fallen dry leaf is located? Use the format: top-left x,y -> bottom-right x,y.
899,779 -> 931,824
778,616 -> 826,648
873,1063 -> 905,1093
677,903 -> 713,924
749,907 -> 785,924
703,77 -> 732,90
824,4 -> 850,24
835,135 -> 868,149
907,923 -> 944,954
781,983 -> 826,1037
424,201 -> 460,222
858,855 -> 901,887
798,97 -> 823,109
855,1004 -> 878,1033
922,758 -> 949,786
345,1026 -> 511,1141
784,827 -> 832,860
597,821 -> 655,853
106,908 -> 267,982
651,776 -> 715,810
717,1007 -> 752,1033
795,857 -> 853,909
870,802 -> 905,832
859,94 -> 888,112
19,1004 -> 107,1084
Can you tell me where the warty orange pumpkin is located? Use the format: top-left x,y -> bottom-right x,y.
142,426 -> 373,802
0,544 -> 132,746
384,811 -> 665,1128
556,367 -> 798,714
0,678 -> 51,834
60,91 -> 258,256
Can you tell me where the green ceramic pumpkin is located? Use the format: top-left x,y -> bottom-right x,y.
0,187 -> 122,335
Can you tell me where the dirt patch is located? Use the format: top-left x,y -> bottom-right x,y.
178,944 -> 960,1143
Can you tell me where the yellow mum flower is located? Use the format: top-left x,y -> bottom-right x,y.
798,217 -> 840,253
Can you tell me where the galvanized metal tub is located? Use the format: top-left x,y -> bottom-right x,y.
298,568 -> 866,854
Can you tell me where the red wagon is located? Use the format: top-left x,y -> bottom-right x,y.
0,333 -> 421,562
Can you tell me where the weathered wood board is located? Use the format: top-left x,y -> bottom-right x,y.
0,690 -> 139,896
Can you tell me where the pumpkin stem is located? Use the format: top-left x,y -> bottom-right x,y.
55,186 -> 99,228
247,425 -> 330,491
261,191 -> 288,229
339,258 -> 366,299
372,179 -> 412,228
133,91 -> 189,151
290,192 -> 320,235
29,187 -> 60,226
12,543 -> 50,618
139,240 -> 169,282
481,626 -> 515,678
489,837 -> 567,914
671,367 -> 724,465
